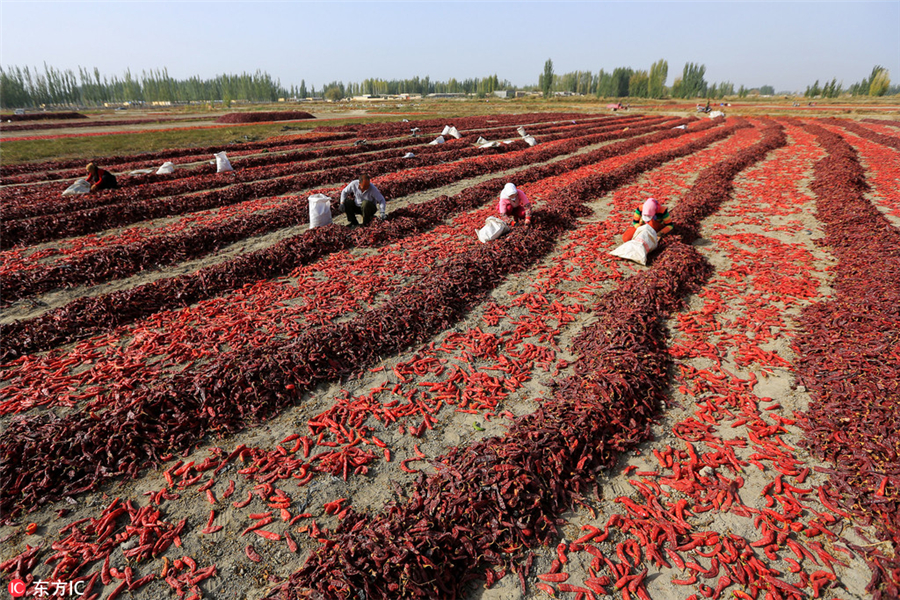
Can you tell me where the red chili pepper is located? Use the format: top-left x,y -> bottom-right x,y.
245,544 -> 262,562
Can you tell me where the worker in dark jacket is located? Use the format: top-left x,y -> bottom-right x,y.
85,163 -> 118,193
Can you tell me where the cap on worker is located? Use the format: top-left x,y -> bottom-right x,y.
641,198 -> 659,222
501,183 -> 518,200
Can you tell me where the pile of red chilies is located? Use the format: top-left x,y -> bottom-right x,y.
0,114 -> 216,134
1,111 -> 87,122
831,117 -> 900,152
792,121 -> 900,599
215,111 -> 315,124
863,118 -> 900,130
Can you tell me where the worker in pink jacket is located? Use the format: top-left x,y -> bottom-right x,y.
497,183 -> 532,227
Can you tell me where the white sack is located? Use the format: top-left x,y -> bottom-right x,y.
403,152 -> 415,158
475,136 -> 488,145
214,151 -> 233,173
128,168 -> 155,175
441,125 -> 452,136
62,179 -> 91,196
447,126 -> 461,139
308,194 -> 333,229
476,216 -> 510,244
609,224 -> 659,266
156,162 -> 175,174
428,136 -> 445,145
709,111 -> 725,119
516,126 -> 527,137
523,135 -> 537,147
479,141 -> 501,149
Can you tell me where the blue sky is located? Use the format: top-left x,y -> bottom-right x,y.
1,1 -> 897,93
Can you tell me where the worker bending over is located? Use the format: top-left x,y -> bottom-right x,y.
340,174 -> 387,227
497,183 -> 532,227
85,163 -> 118,193
623,198 -> 673,242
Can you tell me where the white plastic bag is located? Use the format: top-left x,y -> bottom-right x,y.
403,152 -> 415,158
428,136 -> 445,145
156,162 -> 175,174
447,126 -> 461,139
523,135 -> 537,147
440,125 -> 452,136
308,194 -> 333,229
214,151 -> 233,173
516,126 -> 527,137
128,168 -> 155,175
62,179 -> 91,196
476,216 -> 511,243
479,141 -> 501,149
610,224 -> 659,265
475,136 -> 488,145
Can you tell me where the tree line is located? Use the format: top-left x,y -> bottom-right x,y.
804,66 -> 894,98
0,65 -> 293,109
0,64 -> 514,109
1,61 -> 896,110
539,59 -> 896,99
315,74 -> 512,102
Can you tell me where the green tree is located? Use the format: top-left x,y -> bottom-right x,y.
611,67 -> 633,97
869,66 -> 890,96
805,80 -> 821,98
540,58 -> 554,98
648,59 -> 668,98
629,70 -> 650,98
596,70 -> 615,97
678,62 -> 707,98
324,81 -> 345,101
717,81 -> 734,97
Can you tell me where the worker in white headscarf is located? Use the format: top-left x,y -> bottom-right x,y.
497,183 -> 532,227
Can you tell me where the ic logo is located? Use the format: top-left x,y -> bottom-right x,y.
8,579 -> 26,597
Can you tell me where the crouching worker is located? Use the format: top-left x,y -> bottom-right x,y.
85,163 -> 118,193
498,183 -> 532,227
340,173 -> 386,227
623,197 -> 672,242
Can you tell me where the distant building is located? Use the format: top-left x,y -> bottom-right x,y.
492,90 -> 517,99
427,93 -> 467,98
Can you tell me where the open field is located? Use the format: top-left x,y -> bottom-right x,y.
1,103 -> 899,600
